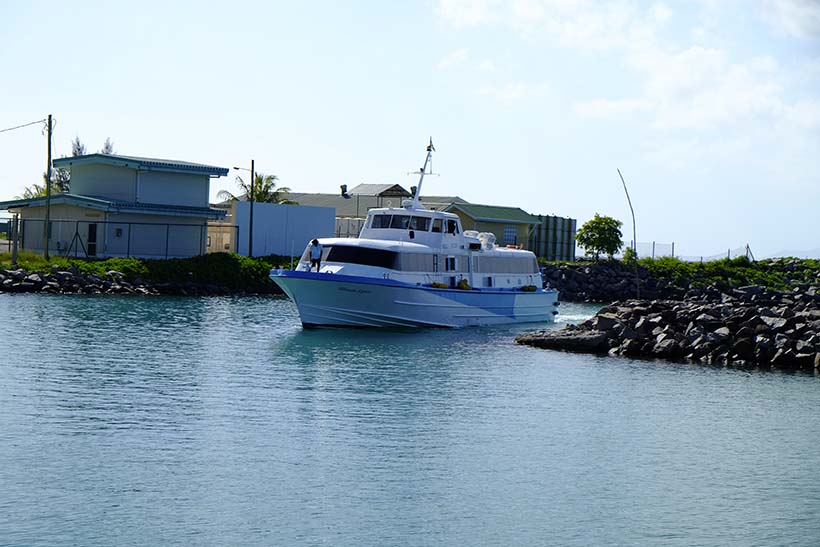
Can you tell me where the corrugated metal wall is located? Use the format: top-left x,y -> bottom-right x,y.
529,215 -> 577,261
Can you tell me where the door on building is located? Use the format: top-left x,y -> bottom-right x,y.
87,223 -> 97,257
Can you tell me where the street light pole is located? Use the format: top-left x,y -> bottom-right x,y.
44,114 -> 52,260
249,159 -> 254,258
617,168 -> 639,299
233,162 -> 256,257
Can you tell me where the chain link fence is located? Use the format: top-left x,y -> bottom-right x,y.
619,241 -> 755,262
0,216 -> 239,259
0,214 -> 11,254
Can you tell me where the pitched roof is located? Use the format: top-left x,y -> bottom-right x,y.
445,203 -> 540,224
348,183 -> 411,196
420,195 -> 468,210
52,154 -> 229,177
288,193 -> 399,217
0,193 -> 226,220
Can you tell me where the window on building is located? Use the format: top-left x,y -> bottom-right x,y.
207,236 -> 212,247
503,225 -> 517,246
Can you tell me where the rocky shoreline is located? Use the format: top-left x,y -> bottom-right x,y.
0,267 -> 282,296
517,284 -> 820,372
541,258 -> 820,303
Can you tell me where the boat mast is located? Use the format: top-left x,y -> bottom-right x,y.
411,138 -> 435,209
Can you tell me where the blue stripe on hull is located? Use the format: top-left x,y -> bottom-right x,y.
270,270 -> 559,328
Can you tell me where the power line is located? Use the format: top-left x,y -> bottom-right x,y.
0,118 -> 48,134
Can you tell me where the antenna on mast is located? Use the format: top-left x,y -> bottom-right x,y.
406,137 -> 438,209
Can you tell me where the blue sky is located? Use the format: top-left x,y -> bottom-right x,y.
1,0 -> 818,257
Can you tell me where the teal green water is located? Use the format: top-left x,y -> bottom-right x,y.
1,294 -> 819,546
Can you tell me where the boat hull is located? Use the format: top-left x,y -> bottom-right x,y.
270,270 -> 559,328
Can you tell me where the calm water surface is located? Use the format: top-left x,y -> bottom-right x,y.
1,294 -> 819,546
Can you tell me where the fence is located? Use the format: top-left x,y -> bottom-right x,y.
3,217 -> 238,259
0,214 -> 10,254
676,245 -> 755,263
619,241 -> 755,263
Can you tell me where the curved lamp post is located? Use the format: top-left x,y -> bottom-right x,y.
233,160 -> 255,257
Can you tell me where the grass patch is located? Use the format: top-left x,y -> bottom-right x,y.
540,256 -> 820,291
0,251 -> 296,290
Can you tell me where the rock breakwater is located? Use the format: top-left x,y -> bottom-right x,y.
542,258 -> 820,303
517,284 -> 820,371
0,267 -> 277,296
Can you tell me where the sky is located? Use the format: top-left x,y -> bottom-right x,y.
1,0 -> 819,258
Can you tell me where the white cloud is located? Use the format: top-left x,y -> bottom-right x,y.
477,82 -> 549,101
477,59 -> 497,71
437,0 -> 673,50
573,98 -> 653,118
437,48 -> 470,69
761,0 -> 820,39
437,0 -> 820,133
785,99 -> 820,129
576,47 -> 787,131
435,0 -> 500,28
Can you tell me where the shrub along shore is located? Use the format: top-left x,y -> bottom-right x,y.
0,252 -> 291,296
523,257 -> 820,371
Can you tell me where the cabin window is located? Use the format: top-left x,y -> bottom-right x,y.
409,216 -> 431,231
484,276 -> 493,288
390,215 -> 411,229
503,225 -> 517,245
396,253 -> 436,271
432,219 -> 443,233
475,256 -> 539,274
447,220 -> 459,234
115,228 -> 123,238
324,245 -> 398,269
445,256 -> 456,271
371,215 -> 392,229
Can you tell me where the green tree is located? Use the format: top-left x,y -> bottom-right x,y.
217,172 -> 298,204
52,136 -> 87,193
576,213 -> 623,260
622,245 -> 638,267
100,137 -> 114,154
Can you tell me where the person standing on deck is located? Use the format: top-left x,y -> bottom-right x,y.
309,239 -> 323,272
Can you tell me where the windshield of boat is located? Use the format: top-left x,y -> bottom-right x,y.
370,214 -> 432,231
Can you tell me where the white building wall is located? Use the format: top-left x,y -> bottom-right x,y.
69,164 -> 136,201
137,171 -> 209,207
233,202 -> 335,257
105,213 -> 208,259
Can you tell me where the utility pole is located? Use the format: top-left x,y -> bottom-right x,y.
249,158 -> 255,257
44,114 -> 52,260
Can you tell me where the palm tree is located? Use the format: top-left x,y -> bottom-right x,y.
16,179 -> 63,200
18,183 -> 48,199
217,172 -> 298,204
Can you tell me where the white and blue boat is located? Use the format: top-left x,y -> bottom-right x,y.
270,141 -> 559,327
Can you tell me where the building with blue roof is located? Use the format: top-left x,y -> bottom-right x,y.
0,154 -> 230,258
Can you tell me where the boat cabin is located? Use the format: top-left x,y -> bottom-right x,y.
359,207 -> 465,250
